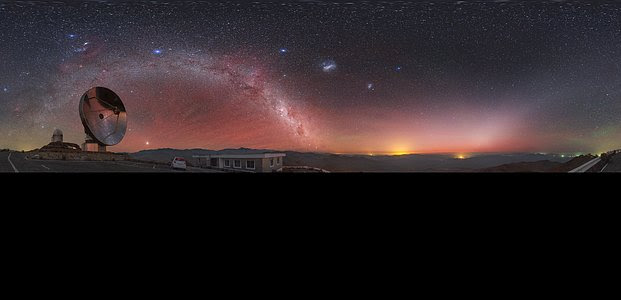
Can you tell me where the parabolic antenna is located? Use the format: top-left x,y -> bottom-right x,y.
79,87 -> 127,148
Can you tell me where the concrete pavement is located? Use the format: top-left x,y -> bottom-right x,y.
568,152 -> 621,173
602,153 -> 621,172
569,157 -> 601,173
0,151 -> 14,172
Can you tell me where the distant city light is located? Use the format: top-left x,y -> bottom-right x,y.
455,153 -> 470,159
392,151 -> 410,156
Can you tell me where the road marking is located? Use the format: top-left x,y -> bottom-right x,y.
41,164 -> 50,170
600,163 -> 608,172
569,158 -> 601,173
7,153 -> 19,173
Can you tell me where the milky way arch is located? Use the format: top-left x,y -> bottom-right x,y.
26,47 -> 320,152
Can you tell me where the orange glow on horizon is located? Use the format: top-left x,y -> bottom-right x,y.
391,151 -> 413,156
454,153 -> 471,159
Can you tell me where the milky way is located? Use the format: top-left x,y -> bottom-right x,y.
48,47 -> 319,152
1,1 -> 620,154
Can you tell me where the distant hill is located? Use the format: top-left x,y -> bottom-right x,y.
285,151 -> 577,172
129,148 -> 210,165
551,155 -> 599,172
130,148 -> 574,172
129,147 -> 276,164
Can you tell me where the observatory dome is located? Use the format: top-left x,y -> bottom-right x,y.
52,129 -> 63,143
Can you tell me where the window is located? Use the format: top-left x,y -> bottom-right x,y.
224,159 -> 230,167
233,160 -> 241,168
246,160 -> 255,169
270,158 -> 274,167
277,157 -> 281,164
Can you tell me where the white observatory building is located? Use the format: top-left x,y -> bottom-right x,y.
52,129 -> 63,143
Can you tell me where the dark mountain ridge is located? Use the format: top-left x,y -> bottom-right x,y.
129,147 -> 576,172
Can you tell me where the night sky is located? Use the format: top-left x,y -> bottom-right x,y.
1,0 -> 620,155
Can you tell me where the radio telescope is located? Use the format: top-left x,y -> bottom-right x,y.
79,87 -> 127,152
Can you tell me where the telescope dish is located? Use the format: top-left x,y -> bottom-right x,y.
79,87 -> 127,146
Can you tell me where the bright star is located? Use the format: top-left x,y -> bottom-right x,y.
279,48 -> 288,54
367,83 -> 374,90
67,34 -> 77,39
321,60 -> 337,72
395,66 -> 402,71
152,49 -> 163,55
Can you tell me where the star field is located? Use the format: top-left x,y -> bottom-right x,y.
0,0 -> 620,154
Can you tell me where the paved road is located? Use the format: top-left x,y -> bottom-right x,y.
0,152 -> 17,172
569,157 -> 601,173
602,153 -> 621,172
0,151 -> 221,173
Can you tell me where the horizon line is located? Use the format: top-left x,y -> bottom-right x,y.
2,146 -> 607,156
128,147 -> 597,156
